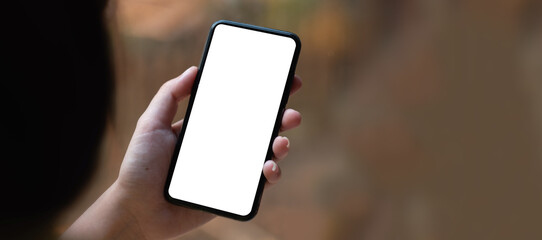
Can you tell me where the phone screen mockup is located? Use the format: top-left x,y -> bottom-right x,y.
164,20 -> 301,220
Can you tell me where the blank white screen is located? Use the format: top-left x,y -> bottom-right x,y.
168,24 -> 296,216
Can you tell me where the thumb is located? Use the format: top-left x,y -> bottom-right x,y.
137,66 -> 198,132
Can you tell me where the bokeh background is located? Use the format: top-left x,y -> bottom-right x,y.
56,0 -> 542,239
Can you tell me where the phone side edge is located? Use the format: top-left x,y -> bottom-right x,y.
242,30 -> 302,221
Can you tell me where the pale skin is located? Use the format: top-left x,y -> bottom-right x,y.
61,66 -> 302,239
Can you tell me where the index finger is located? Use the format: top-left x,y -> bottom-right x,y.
290,75 -> 302,95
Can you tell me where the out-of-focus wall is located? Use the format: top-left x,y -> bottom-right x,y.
57,0 -> 542,239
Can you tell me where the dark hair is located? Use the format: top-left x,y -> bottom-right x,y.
1,0 -> 112,238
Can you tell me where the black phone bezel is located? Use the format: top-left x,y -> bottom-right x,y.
164,20 -> 301,221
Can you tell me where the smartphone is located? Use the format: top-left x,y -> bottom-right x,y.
164,20 -> 301,221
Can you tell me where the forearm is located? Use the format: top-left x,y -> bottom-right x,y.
60,182 -> 146,240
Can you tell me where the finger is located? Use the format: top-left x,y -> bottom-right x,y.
272,136 -> 290,161
289,75 -> 302,96
137,67 -> 198,132
172,119 -> 184,136
263,160 -> 281,187
280,109 -> 302,132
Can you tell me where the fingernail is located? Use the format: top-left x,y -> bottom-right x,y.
271,161 -> 277,172
284,136 -> 290,148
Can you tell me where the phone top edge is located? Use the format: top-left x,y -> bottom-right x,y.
211,20 -> 301,49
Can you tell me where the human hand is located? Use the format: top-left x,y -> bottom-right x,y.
62,66 -> 302,239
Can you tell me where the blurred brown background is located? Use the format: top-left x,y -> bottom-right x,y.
56,0 -> 542,239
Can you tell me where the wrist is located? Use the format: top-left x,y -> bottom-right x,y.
61,181 -> 147,240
